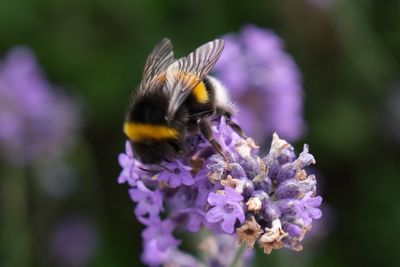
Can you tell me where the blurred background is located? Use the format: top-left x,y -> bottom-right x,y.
1,0 -> 399,266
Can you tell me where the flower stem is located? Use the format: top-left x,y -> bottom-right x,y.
0,164 -> 32,267
229,243 -> 246,267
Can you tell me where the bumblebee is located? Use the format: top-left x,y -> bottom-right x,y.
123,38 -> 245,164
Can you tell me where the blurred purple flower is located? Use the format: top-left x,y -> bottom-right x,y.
182,208 -> 206,232
141,239 -> 169,266
141,219 -> 181,265
206,187 -> 245,234
50,217 -> 99,267
142,219 -> 181,251
200,234 -> 254,267
213,25 -> 305,142
164,249 -> 206,267
0,47 -> 80,164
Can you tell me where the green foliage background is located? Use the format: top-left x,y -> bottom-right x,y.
1,0 -> 400,266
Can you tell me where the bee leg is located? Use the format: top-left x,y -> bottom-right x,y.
225,115 -> 247,139
197,118 -> 231,171
216,108 -> 247,138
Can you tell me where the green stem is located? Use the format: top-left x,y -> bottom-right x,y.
229,244 -> 246,267
0,163 -> 31,267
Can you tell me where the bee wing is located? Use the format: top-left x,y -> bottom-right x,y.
165,39 -> 224,119
142,38 -> 174,80
134,38 -> 175,99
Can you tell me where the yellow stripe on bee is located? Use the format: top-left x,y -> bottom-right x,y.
192,82 -> 209,103
156,71 -> 208,103
123,122 -> 179,142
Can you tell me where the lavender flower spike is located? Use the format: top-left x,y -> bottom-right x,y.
0,47 -> 80,164
213,25 -> 305,142
118,115 -> 322,266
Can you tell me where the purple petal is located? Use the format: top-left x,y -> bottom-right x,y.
129,188 -> 145,202
117,171 -> 128,184
125,141 -> 133,157
221,216 -> 235,234
233,206 -> 245,223
225,187 -> 243,202
309,207 -> 322,219
205,207 -> 224,223
207,192 -> 225,206
286,224 -> 302,237
181,173 -> 195,186
184,209 -> 205,232
306,195 -> 323,207
168,175 -> 182,188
